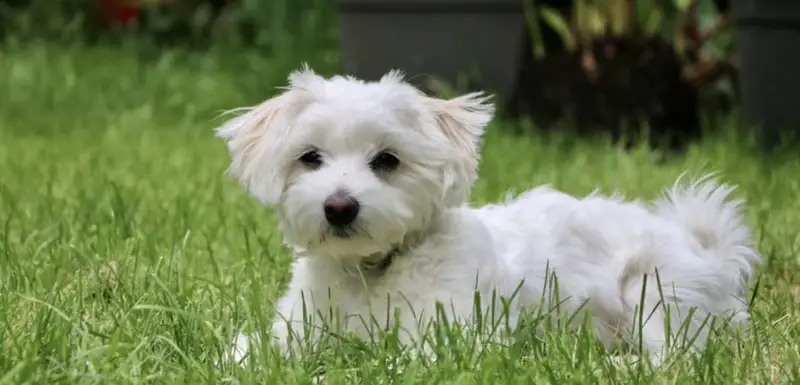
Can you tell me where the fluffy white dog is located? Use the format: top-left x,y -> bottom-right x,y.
215,66 -> 761,365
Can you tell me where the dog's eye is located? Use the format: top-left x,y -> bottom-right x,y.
299,150 -> 323,168
369,151 -> 400,173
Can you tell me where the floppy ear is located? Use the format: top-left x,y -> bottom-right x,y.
215,96 -> 287,205
426,92 -> 495,206
215,68 -> 322,205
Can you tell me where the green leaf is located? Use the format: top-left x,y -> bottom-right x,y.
539,5 -> 577,51
587,6 -> 607,37
674,0 -> 693,12
523,0 -> 548,59
608,0 -> 628,35
643,7 -> 665,36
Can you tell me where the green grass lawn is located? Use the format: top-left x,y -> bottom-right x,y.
1,43 -> 799,384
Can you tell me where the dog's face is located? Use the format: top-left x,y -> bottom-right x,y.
216,67 -> 494,261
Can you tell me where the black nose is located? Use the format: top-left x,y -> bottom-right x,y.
323,195 -> 360,227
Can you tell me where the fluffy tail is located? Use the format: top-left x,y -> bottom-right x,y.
653,174 -> 762,285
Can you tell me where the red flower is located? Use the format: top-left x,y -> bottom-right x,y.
98,0 -> 141,26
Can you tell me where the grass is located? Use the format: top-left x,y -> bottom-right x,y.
0,41 -> 799,385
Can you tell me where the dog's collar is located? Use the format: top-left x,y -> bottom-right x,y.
358,247 -> 401,275
349,233 -> 424,277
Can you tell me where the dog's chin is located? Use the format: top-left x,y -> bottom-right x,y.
328,227 -> 359,240
299,227 -> 394,263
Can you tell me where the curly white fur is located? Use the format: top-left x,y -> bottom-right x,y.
215,66 -> 761,365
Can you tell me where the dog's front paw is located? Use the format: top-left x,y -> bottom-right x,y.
218,332 -> 262,366
219,321 -> 304,367
234,332 -> 260,363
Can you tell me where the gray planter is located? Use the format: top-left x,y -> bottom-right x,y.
336,0 -> 526,99
733,1 -> 800,147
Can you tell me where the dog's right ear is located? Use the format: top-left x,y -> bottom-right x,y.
215,67 -> 322,205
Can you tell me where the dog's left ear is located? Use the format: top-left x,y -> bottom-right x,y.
426,92 -> 495,205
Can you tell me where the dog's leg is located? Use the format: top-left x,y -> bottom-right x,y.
628,292 -> 726,369
226,288 -> 325,364
227,261 -> 344,365
391,295 -> 500,364
632,311 -> 669,366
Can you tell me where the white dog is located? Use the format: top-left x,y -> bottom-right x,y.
215,66 -> 761,365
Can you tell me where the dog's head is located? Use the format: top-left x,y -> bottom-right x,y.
216,66 -> 494,262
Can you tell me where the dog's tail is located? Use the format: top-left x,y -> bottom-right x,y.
652,174 -> 761,285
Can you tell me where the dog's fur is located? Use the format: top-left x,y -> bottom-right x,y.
215,67 -> 761,364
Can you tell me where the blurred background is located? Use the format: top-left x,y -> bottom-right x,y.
3,4 -> 800,382
0,0 -> 796,150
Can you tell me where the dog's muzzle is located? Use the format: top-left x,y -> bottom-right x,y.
323,192 -> 360,230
